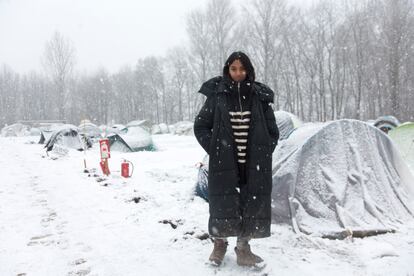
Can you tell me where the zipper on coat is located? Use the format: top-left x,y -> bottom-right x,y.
237,82 -> 243,119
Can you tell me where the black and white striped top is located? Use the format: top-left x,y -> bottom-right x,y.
230,110 -> 251,163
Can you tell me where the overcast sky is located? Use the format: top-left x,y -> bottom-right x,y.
0,0 -> 315,74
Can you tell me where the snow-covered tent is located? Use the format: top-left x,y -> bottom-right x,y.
1,123 -> 30,137
44,125 -> 85,152
39,130 -> 54,144
274,110 -> 302,140
38,123 -> 66,144
272,119 -> 414,238
374,115 -> 400,133
103,124 -> 126,135
173,121 -> 194,136
126,120 -> 152,132
78,121 -> 102,139
389,122 -> 414,173
151,123 -> 170,135
168,124 -> 176,134
108,125 -> 156,152
107,134 -> 132,152
29,127 -> 42,136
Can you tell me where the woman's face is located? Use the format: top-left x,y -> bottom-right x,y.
229,59 -> 246,82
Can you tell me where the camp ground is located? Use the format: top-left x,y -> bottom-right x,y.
389,122 -> 414,173
2,0 -> 414,274
2,123 -> 414,275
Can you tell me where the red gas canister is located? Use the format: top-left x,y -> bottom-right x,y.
121,160 -> 133,178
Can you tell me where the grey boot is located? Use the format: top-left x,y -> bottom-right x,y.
234,244 -> 264,266
209,239 -> 228,266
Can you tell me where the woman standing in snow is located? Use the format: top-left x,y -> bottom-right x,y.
194,51 -> 279,267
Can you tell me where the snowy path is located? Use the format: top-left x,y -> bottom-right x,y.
1,135 -> 414,276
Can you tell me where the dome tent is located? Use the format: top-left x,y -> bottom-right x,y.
272,119 -> 414,238
151,123 -> 170,135
274,110 -> 302,140
103,124 -> 126,135
373,115 -> 400,133
1,123 -> 30,137
172,121 -> 194,136
78,121 -> 102,139
44,124 -> 86,152
126,120 -> 152,132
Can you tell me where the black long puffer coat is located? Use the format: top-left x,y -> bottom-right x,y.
194,76 -> 279,238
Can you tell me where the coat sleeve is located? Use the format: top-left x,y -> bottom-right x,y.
194,96 -> 215,154
263,102 -> 279,152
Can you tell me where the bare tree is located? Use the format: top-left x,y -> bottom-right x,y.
42,31 -> 75,120
112,66 -> 136,124
242,0 -> 287,83
0,65 -> 20,126
186,9 -> 213,83
139,57 -> 164,124
166,47 -> 189,122
20,71 -> 49,121
378,0 -> 414,118
206,0 -> 236,73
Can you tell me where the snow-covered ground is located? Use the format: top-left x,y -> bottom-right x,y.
1,134 -> 414,276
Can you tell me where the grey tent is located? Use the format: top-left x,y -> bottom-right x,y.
38,124 -> 65,144
172,121 -> 194,136
78,121 -> 102,139
103,124 -> 126,135
44,125 -> 85,152
126,120 -> 152,132
151,123 -> 170,135
38,130 -> 53,144
1,123 -> 30,137
274,110 -> 302,140
272,119 -> 414,238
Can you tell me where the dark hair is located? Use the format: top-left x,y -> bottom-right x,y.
223,51 -> 255,82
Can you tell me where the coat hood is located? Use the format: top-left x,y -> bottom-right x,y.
198,76 -> 223,97
198,76 -> 274,103
253,82 -> 274,103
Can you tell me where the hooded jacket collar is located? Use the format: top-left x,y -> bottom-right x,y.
198,76 -> 274,103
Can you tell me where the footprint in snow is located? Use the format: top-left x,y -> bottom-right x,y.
27,234 -> 54,246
